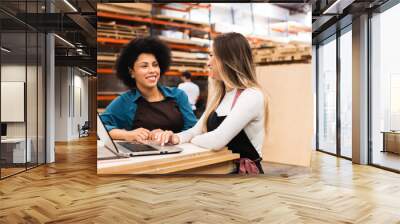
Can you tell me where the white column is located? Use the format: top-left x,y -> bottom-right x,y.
352,14 -> 369,164
46,32 -> 55,163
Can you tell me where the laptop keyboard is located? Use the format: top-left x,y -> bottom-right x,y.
118,142 -> 158,152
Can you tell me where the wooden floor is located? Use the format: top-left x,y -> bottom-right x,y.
1,136 -> 400,223
372,150 -> 400,171
1,167 -> 25,178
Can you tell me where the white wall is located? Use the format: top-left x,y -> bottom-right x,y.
1,65 -> 27,137
54,67 -> 89,141
1,64 -> 46,163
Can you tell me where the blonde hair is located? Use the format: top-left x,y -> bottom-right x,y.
203,32 -> 270,133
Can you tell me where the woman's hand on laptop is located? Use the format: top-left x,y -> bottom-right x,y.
124,128 -> 150,142
152,130 -> 179,146
149,129 -> 163,140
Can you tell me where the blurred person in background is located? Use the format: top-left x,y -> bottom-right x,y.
178,71 -> 200,113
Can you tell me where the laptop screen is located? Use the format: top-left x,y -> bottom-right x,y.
97,113 -> 121,154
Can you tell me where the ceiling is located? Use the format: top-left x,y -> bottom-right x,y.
0,0 -> 96,72
274,3 -> 312,13
312,0 -> 390,44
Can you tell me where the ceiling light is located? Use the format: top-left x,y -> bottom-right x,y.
1,47 -> 11,53
323,0 -> 355,15
63,0 -> 78,12
54,34 -> 75,48
78,67 -> 93,76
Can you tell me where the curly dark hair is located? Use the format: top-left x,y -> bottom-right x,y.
115,36 -> 171,89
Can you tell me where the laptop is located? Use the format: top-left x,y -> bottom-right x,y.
97,113 -> 183,157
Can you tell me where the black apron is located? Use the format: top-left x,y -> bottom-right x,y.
206,111 -> 264,174
132,97 -> 184,133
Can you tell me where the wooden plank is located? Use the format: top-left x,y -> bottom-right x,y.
257,64 -> 313,167
97,148 -> 239,174
97,33 -> 135,40
98,21 -> 148,32
97,55 -> 117,62
107,3 -> 152,12
97,22 -> 148,40
154,14 -> 209,27
158,36 -> 208,47
97,68 -> 208,77
165,71 -> 208,77
97,3 -> 151,17
97,37 -> 208,52
253,45 -> 311,64
170,65 -> 207,72
172,57 -> 207,64
172,51 -> 207,59
97,29 -> 145,36
97,91 -> 123,95
97,12 -> 210,33
175,161 -> 236,174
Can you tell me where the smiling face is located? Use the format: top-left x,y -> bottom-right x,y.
207,46 -> 221,80
131,53 -> 160,90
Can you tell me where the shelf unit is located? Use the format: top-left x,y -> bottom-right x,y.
98,11 -> 211,33
97,37 -> 209,52
97,3 -> 212,111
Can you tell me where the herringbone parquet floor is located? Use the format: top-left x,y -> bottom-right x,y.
1,136 -> 400,223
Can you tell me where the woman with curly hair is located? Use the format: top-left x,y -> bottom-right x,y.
100,37 -> 197,141
153,33 -> 270,174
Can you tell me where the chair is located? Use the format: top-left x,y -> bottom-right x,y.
78,121 -> 90,138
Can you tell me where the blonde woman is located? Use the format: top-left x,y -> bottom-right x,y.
153,32 -> 269,174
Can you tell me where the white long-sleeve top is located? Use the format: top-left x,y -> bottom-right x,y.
177,87 -> 265,157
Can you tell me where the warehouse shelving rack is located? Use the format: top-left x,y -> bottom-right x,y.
97,3 -> 212,110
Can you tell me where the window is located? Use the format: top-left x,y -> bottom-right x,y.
339,28 -> 352,158
0,0 -> 46,179
317,36 -> 337,154
371,2 -> 400,171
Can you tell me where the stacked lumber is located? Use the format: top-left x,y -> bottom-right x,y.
97,51 -> 209,74
97,52 -> 118,68
97,3 -> 152,17
170,50 -> 208,74
154,14 -> 209,29
158,36 -> 207,47
252,41 -> 311,64
270,21 -> 312,35
97,21 -> 148,40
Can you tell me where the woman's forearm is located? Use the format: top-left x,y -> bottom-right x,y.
109,128 -> 150,141
109,129 -> 129,141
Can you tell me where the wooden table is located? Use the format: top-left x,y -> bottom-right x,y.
382,131 -> 400,154
97,141 -> 239,174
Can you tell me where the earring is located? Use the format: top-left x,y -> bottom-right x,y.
129,67 -> 135,78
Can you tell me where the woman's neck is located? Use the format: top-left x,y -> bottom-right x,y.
137,85 -> 164,102
225,85 -> 235,93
